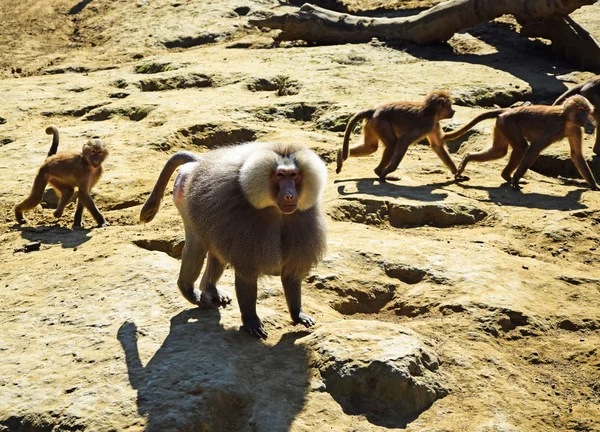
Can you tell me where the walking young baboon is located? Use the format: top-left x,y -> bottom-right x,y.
336,90 -> 460,181
140,142 -> 328,339
15,126 -> 110,227
445,96 -> 598,190
554,75 -> 600,155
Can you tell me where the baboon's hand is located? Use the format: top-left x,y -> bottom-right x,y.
243,316 -> 268,339
293,312 -> 316,328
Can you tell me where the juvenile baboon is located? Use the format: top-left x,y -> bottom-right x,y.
336,90 -> 459,181
15,126 -> 110,227
446,96 -> 598,190
554,75 -> 600,155
140,142 -> 328,339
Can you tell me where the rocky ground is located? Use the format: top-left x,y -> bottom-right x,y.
1,1 -> 599,431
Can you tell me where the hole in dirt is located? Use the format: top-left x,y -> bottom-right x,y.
329,198 -> 488,228
476,306 -> 546,338
83,105 -> 156,121
153,122 -> 260,151
306,322 -> 449,429
314,110 -> 352,132
388,299 -> 434,318
246,75 -> 302,96
307,274 -> 396,315
333,283 -> 395,315
134,60 -> 183,74
133,237 -> 185,259
41,102 -> 111,118
44,65 -> 90,75
1,413 -> 86,431
531,153 -> 600,180
251,102 -> 326,122
557,318 -> 599,331
138,72 -> 214,92
383,263 -> 426,284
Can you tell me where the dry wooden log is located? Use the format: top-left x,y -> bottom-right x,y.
520,15 -> 600,71
249,0 -> 596,45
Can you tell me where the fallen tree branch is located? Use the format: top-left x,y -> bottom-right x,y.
249,0 -> 596,45
520,15 -> 600,71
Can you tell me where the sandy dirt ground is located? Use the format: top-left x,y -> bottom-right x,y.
0,1 -> 599,431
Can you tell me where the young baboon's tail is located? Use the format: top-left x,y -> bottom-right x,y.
140,151 -> 200,223
336,108 -> 376,174
46,125 -> 59,157
443,109 -> 505,141
553,83 -> 585,106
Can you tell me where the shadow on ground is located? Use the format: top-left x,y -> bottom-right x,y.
118,309 -> 311,432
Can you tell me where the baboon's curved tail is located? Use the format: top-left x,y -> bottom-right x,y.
46,125 -> 59,157
140,151 -> 200,223
553,83 -> 585,106
336,108 -> 376,174
443,109 -> 505,141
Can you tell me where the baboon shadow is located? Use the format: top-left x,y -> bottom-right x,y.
16,224 -> 92,248
335,177 -> 454,202
456,182 -> 587,210
398,21 -> 570,103
118,309 -> 311,432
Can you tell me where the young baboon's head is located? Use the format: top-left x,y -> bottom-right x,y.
83,139 -> 108,168
426,90 -> 455,120
564,95 -> 592,127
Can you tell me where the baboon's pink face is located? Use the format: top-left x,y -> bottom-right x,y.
272,168 -> 301,214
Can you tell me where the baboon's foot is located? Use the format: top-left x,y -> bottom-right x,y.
510,181 -> 523,191
15,211 -> 26,225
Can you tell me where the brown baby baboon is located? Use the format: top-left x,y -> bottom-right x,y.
554,75 -> 600,155
336,90 -> 459,181
446,96 -> 598,190
140,142 -> 328,339
15,126 -> 110,227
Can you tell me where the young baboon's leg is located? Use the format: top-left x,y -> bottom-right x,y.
197,252 -> 231,308
77,191 -> 108,227
592,111 -> 600,155
511,133 -> 555,189
15,169 -> 50,224
372,121 -> 399,179
53,187 -> 75,218
381,129 -> 424,178
282,274 -> 315,327
347,122 -> 380,157
73,199 -> 84,227
501,148 -> 526,182
499,121 -> 529,182
427,125 -> 459,175
457,126 -> 509,177
568,130 -> 599,190
177,231 -> 207,305
235,272 -> 266,339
